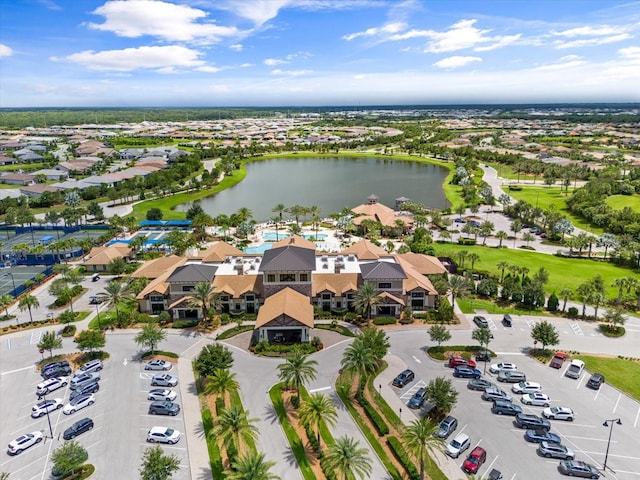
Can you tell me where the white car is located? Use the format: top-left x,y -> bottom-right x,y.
489,362 -> 518,374
147,426 -> 181,444
7,431 -> 44,455
521,393 -> 551,407
543,406 -> 575,421
511,381 -> 542,394
445,433 -> 470,458
148,389 -> 178,401
70,372 -> 100,389
36,377 -> 68,395
145,360 -> 172,371
63,393 -> 95,415
151,374 -> 178,387
31,398 -> 64,418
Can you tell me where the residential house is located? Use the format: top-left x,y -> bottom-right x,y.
84,245 -> 133,272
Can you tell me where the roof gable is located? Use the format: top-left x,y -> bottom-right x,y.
259,245 -> 316,272
167,264 -> 217,283
360,261 -> 407,280
255,287 -> 314,328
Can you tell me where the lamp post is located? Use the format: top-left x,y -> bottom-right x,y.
37,391 -> 54,439
399,407 -> 402,421
95,301 -> 101,331
602,418 -> 622,472
379,384 -> 382,396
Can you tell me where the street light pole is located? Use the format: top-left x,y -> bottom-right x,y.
95,302 -> 101,331
602,418 -> 622,472
37,392 -> 54,439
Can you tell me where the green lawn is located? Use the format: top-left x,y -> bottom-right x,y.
605,194 -> 640,213
574,355 -> 640,402
430,242 -> 639,298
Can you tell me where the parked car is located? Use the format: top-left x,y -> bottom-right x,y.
149,401 -> 180,416
453,366 -> 482,379
70,381 -> 99,401
488,469 -> 504,480
543,406 -> 575,421
521,393 -> 551,407
41,362 -> 72,379
524,429 -> 561,443
565,359 -> 585,379
147,426 -> 181,444
538,441 -> 575,460
147,389 -> 178,401
446,433 -> 470,458
482,387 -> 512,402
392,369 -> 415,388
407,387 -> 427,409
468,378 -> 495,391
70,372 -> 100,390
42,360 -> 70,375
549,352 -> 566,369
145,360 -> 172,371
63,418 -> 94,440
462,446 -> 487,474
586,373 -> 605,390
448,356 -> 476,368
36,376 -> 68,396
151,374 -> 178,387
475,351 -> 491,362
498,371 -> 526,383
63,393 -> 95,415
511,381 -> 542,394
473,315 -> 489,328
558,460 -> 600,478
502,314 -> 513,327
489,362 -> 517,374
7,431 -> 43,455
31,398 -> 63,418
434,416 -> 458,439
491,400 -> 523,416
515,413 -> 551,431
78,359 -> 103,373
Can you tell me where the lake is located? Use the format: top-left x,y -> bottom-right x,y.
178,156 -> 450,221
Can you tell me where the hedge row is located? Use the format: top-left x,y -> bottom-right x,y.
355,389 -> 389,436
387,437 -> 420,480
171,320 -> 199,329
372,317 -> 397,326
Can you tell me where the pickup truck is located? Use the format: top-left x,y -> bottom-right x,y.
549,352 -> 566,369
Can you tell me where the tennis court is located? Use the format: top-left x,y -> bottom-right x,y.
0,265 -> 51,297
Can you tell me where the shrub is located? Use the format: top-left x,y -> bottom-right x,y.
171,320 -> 199,329
387,437 -> 420,480
567,306 -> 579,319
61,325 -> 76,337
373,317 -> 397,326
310,336 -> 321,348
141,350 -> 178,359
304,423 -> 320,453
220,313 -> 231,325
547,292 -> 559,312
457,238 -> 477,245
290,395 -> 300,409
355,389 -> 389,436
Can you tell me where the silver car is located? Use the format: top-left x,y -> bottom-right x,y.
151,374 -> 178,387
538,441 -> 575,459
147,389 -> 178,401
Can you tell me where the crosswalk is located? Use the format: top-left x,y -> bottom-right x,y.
568,320 -> 584,336
29,330 -> 42,344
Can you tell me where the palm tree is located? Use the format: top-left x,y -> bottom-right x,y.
402,417 -> 445,480
187,281 -> 219,327
205,368 -> 239,407
18,294 -> 39,323
340,338 -> 378,383
359,327 -> 390,360
277,349 -> 318,401
325,436 -> 373,480
228,451 -> 279,480
287,205 -> 306,226
102,280 -> 132,326
212,405 -> 259,455
559,288 -> 573,312
298,393 -> 338,449
496,230 -> 508,248
272,203 -> 286,222
448,275 -> 471,308
0,294 -> 14,318
270,215 -> 282,241
467,253 -> 480,272
496,261 -> 509,284
354,282 -> 381,327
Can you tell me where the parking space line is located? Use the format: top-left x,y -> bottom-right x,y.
635,406 -> 640,428
613,393 -> 621,413
483,455 -> 500,477
1,365 -> 35,375
139,372 -> 154,380
562,435 -> 616,441
139,443 -> 187,451
487,318 -> 498,331
6,338 -> 10,349
524,318 -> 537,329
568,321 -> 584,336
29,331 -> 42,344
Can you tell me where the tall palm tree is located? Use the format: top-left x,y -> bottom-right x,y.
496,261 -> 510,284
298,393 -> 338,449
340,338 -> 378,383
287,205 -> 306,226
228,451 -> 279,480
0,293 -> 14,318
212,405 -> 259,455
358,328 -> 390,360
270,215 -> 282,241
354,282 -> 381,328
277,349 -> 318,401
272,203 -> 286,222
102,280 -> 132,326
496,230 -> 508,248
205,368 -> 239,407
187,281 -> 219,327
448,275 -> 471,308
558,288 -> 573,312
325,436 -> 373,480
402,417 -> 445,480
18,294 -> 39,323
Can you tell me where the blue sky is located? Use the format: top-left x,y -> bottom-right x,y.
1,0 -> 639,107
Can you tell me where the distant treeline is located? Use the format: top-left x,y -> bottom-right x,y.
0,103 -> 637,129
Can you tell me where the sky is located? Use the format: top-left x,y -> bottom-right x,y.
1,0 -> 639,108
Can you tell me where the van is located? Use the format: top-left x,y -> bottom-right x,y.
565,359 -> 585,379
502,314 -> 512,327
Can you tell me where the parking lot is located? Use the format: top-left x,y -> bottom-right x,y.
386,330 -> 640,480
0,334 -> 194,479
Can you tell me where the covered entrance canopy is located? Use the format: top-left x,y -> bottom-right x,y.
255,287 -> 314,343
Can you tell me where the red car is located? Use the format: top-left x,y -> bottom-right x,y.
549,352 -> 566,369
448,356 -> 477,369
462,446 -> 486,474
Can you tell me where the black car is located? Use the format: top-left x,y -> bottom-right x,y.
475,351 -> 491,362
515,413 -> 551,431
149,401 -> 180,416
392,369 -> 415,388
407,388 -> 427,409
41,364 -> 72,379
70,382 -> 100,401
502,314 -> 513,327
586,373 -> 605,390
467,378 -> 495,391
63,418 -> 94,440
491,400 -> 523,416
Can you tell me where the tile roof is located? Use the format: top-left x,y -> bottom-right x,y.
131,256 -> 186,279
213,274 -> 262,297
342,239 -> 388,260
360,261 -> 407,280
312,273 -> 359,296
197,242 -> 244,262
259,245 -> 316,272
84,245 -> 132,266
271,235 -> 316,250
136,271 -> 171,299
166,264 -> 217,283
396,253 -> 446,275
255,287 -> 314,328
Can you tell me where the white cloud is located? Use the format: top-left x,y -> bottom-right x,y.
554,33 -> 630,49
217,0 -> 292,26
197,66 -> 222,73
271,69 -> 312,76
62,45 -> 205,71
432,55 -> 482,69
0,44 -> 13,57
230,44 -> 243,52
264,58 -> 287,66
552,25 -> 626,37
343,22 -> 407,41
87,0 -> 240,43
474,34 -> 522,52
534,58 -> 587,71
618,46 -> 640,59
239,63 -> 253,68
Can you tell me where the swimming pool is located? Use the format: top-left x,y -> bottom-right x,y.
243,244 -> 273,254
262,232 -> 328,241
